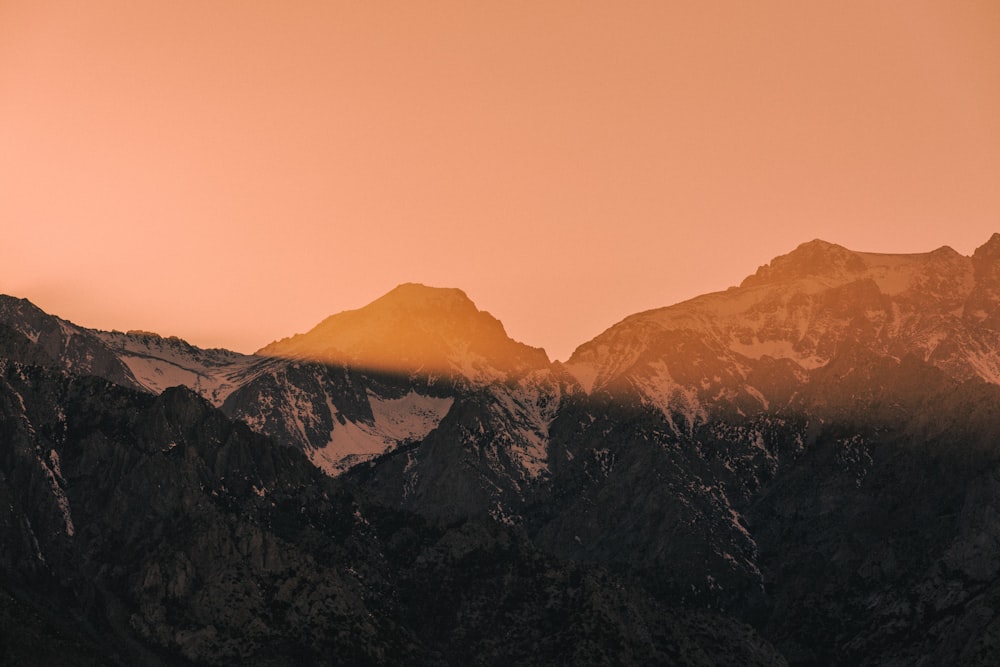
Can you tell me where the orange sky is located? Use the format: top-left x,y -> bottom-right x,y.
2,1 -> 999,361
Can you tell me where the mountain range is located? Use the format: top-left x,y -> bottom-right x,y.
5,236 -> 1000,664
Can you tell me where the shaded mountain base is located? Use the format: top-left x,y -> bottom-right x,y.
0,353 -> 784,665
350,353 -> 1000,665
0,586 -> 113,667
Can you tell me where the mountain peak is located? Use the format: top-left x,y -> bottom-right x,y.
258,284 -> 548,381
567,236 -> 993,398
383,282 -> 470,300
795,238 -> 844,252
740,239 -> 864,288
368,283 -> 477,314
973,233 -> 1000,261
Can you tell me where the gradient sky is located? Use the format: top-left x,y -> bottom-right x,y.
2,2 -> 999,361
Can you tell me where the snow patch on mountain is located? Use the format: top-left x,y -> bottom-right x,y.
962,343 -> 1000,385
564,320 -> 664,393
490,375 -> 562,479
97,330 -> 278,405
370,391 -> 455,442
631,360 -> 708,434
308,390 -> 453,476
39,448 -> 74,537
729,337 -> 825,369
564,361 -> 599,394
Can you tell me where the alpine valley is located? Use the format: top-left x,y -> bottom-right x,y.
6,236 -> 1000,665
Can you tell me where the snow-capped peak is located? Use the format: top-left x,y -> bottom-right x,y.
565,235 -> 1000,421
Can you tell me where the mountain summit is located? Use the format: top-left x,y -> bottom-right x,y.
257,283 -> 549,382
7,237 -> 1000,664
565,236 -> 1000,425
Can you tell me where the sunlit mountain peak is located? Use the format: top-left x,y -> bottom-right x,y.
257,283 -> 549,381
566,235 -> 1000,420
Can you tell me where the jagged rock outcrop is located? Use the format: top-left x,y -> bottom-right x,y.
565,237 -> 1000,422
0,296 -> 141,390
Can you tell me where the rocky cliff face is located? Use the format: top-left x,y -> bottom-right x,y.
353,236 -> 1000,665
0,296 -> 142,390
565,237 -> 1000,420
75,285 -> 565,483
7,236 -> 1000,664
0,328 -> 781,665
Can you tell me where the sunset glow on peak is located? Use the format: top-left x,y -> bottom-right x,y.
258,282 -> 548,380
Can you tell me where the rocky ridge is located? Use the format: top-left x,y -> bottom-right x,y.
566,236 -> 1000,426
6,236 -> 1000,664
0,324 -> 780,665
